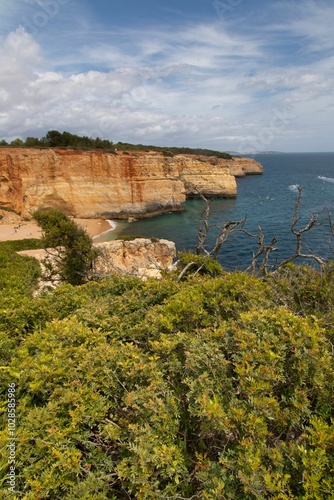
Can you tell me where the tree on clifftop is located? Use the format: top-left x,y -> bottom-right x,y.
33,209 -> 98,286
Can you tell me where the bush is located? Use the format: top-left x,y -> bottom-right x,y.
0,239 -> 44,252
268,262 -> 334,341
177,251 -> 224,277
0,265 -> 333,498
0,242 -> 41,297
33,209 -> 99,286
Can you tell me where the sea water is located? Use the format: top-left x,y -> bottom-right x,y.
96,153 -> 334,270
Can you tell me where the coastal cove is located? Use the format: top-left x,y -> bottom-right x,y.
96,153 -> 334,270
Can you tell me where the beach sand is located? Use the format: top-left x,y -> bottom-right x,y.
0,218 -> 114,242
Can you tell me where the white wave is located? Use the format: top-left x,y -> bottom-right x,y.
318,175 -> 334,183
288,184 -> 299,192
93,219 -> 117,239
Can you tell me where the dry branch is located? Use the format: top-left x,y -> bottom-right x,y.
195,193 -> 245,259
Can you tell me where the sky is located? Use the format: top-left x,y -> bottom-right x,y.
0,0 -> 333,152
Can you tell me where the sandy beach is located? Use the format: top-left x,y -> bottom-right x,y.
0,218 -> 114,242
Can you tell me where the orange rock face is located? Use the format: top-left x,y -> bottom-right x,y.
0,148 -> 262,218
227,157 -> 264,177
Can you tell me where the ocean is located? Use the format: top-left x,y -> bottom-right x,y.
97,153 -> 334,271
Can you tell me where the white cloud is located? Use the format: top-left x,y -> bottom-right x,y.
272,0 -> 334,53
0,23 -> 265,143
0,2 -> 334,152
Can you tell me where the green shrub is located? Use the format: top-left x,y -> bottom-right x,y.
268,262 -> 334,340
0,266 -> 333,498
33,209 -> 98,286
178,251 -> 224,277
0,242 -> 41,297
0,239 -> 43,252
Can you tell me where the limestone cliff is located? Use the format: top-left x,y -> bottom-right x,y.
0,148 -> 262,218
93,238 -> 176,279
226,157 -> 263,177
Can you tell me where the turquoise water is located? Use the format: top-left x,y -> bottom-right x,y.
96,153 -> 334,270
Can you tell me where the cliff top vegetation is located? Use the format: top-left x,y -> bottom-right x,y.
0,130 -> 233,159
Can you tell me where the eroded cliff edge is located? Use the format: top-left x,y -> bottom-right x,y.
0,148 -> 263,218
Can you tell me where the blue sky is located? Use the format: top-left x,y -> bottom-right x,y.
0,0 -> 333,152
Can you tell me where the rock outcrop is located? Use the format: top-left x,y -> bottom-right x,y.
226,157 -> 263,177
18,238 -> 177,282
0,148 -> 263,218
93,238 -> 176,279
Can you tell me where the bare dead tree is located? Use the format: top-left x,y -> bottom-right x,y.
188,187 -> 330,277
195,194 -> 211,256
327,212 -> 334,256
242,187 -> 328,275
243,227 -> 278,275
195,193 -> 245,259
176,261 -> 196,282
274,186 -> 328,270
